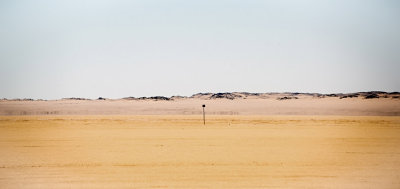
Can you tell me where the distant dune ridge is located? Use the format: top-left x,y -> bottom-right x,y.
2,91 -> 398,101
0,91 -> 399,116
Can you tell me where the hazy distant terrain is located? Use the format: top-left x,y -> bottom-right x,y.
1,92 -> 399,116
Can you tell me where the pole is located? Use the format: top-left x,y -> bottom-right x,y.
202,104 -> 205,125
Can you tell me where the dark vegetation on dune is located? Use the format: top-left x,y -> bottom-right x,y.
123,96 -> 172,101
62,97 -> 90,100
339,94 -> 359,99
209,93 -> 242,100
364,93 -> 380,99
277,96 -> 299,100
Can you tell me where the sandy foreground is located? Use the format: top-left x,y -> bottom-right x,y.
1,115 -> 399,188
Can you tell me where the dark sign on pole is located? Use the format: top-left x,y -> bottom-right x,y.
202,104 -> 206,125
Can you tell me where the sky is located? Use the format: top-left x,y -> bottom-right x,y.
0,0 -> 399,99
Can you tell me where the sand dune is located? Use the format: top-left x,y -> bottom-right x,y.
1,92 -> 399,116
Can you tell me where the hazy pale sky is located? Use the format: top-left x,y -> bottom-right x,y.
1,0 -> 399,99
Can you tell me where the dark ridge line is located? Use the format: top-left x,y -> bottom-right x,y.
1,91 -> 399,101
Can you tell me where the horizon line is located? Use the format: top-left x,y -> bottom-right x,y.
2,91 -> 399,101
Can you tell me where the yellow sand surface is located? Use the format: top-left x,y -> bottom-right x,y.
1,116 -> 399,188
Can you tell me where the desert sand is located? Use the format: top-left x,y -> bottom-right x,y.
1,115 -> 399,188
1,92 -> 399,116
0,93 -> 400,188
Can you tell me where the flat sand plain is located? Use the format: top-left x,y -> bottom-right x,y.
1,97 -> 399,116
1,115 -> 399,188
